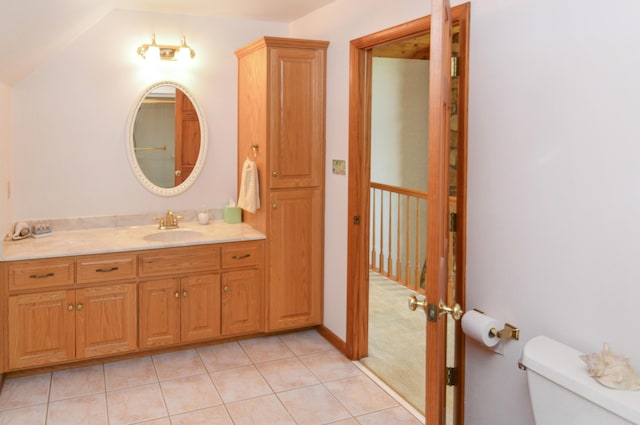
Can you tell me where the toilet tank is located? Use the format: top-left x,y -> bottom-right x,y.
521,336 -> 640,425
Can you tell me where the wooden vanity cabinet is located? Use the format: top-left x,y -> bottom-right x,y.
221,241 -> 264,336
1,239 -> 265,373
138,245 -> 221,348
236,37 -> 327,332
5,253 -> 137,370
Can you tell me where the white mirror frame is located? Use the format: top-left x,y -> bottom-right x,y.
126,81 -> 208,197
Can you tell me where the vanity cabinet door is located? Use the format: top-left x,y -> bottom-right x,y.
8,290 -> 76,369
221,269 -> 263,336
180,274 -> 221,342
139,279 -> 181,348
268,188 -> 323,330
75,283 -> 137,359
139,274 -> 220,347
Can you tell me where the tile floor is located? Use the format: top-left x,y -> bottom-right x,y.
0,330 -> 423,425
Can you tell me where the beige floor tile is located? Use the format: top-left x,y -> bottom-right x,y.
328,420 -> 359,425
0,404 -> 47,425
171,405 -> 233,425
152,349 -> 206,381
226,394 -> 296,425
159,373 -> 222,415
325,375 -> 398,416
0,373 -> 50,411
357,406 -> 423,424
197,341 -> 252,372
50,365 -> 105,401
239,335 -> 295,363
279,330 -> 334,356
300,350 -> 362,383
256,357 -> 319,392
107,383 -> 167,425
210,365 -> 272,403
277,384 -> 351,425
104,356 -> 158,391
46,393 -> 107,425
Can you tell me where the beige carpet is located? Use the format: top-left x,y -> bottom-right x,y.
360,271 -> 426,414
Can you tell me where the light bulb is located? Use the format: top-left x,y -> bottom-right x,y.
146,45 -> 160,62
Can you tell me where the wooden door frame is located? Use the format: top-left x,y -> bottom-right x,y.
345,3 -> 470,423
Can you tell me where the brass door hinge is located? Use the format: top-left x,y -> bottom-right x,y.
446,367 -> 457,386
451,56 -> 459,78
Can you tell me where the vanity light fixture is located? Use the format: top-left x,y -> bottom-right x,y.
137,34 -> 196,62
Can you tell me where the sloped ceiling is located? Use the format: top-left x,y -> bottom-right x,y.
0,0 -> 334,86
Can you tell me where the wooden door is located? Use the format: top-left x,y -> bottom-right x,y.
268,44 -> 326,189
268,188 -> 323,330
76,284 -> 137,359
181,274 -> 221,342
174,89 -> 201,185
139,279 -> 181,348
425,0 -> 454,423
346,2 -> 469,423
221,269 -> 263,336
8,291 -> 75,369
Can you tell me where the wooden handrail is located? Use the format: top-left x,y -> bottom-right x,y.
370,181 -> 456,295
370,182 -> 429,200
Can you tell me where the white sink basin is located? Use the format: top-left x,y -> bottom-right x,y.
143,229 -> 203,242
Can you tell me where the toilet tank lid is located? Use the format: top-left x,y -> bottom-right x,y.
522,336 -> 640,424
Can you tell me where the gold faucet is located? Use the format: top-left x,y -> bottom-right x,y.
154,210 -> 182,229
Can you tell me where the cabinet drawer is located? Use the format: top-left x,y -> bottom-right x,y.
77,253 -> 137,284
139,245 -> 220,277
8,258 -> 75,291
221,242 -> 262,269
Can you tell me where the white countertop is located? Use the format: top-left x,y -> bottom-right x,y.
1,222 -> 265,261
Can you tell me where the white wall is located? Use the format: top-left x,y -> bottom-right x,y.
371,57 -> 429,191
293,1 -> 640,424
12,9 -> 287,221
0,82 -> 12,247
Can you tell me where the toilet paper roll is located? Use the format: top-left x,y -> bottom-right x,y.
461,310 -> 501,347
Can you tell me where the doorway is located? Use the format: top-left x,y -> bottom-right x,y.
346,4 -> 470,423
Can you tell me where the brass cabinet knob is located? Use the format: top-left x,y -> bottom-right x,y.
272,171 -> 278,177
224,286 -> 229,292
272,203 -> 278,209
175,170 -> 182,176
175,291 -> 180,299
76,303 -> 84,311
67,304 -> 74,311
182,290 -> 188,298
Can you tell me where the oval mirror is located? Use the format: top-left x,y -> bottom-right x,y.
127,82 -> 207,196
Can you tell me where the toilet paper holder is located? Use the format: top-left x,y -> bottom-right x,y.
489,323 -> 520,341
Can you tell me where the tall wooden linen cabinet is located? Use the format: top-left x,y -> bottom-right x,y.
235,37 -> 328,332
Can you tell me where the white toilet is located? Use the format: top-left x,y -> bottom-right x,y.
521,336 -> 640,425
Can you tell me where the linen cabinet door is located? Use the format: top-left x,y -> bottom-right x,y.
268,188 -> 323,330
8,290 -> 76,369
139,279 -> 181,348
75,283 -> 137,359
221,269 -> 263,336
180,274 -> 221,342
268,45 -> 326,190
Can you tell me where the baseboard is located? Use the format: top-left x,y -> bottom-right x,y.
317,325 -> 348,356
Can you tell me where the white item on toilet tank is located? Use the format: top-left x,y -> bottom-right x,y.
522,336 -> 640,425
